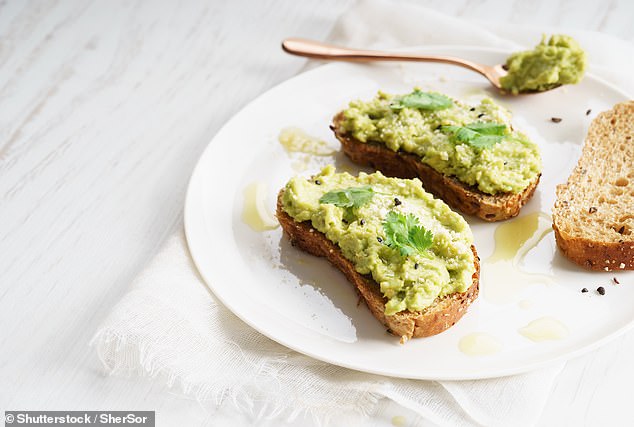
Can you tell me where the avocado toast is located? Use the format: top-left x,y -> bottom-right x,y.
332,90 -> 542,221
277,166 -> 479,341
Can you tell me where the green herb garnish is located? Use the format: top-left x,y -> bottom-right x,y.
319,185 -> 375,209
441,122 -> 507,149
382,211 -> 434,256
390,90 -> 453,111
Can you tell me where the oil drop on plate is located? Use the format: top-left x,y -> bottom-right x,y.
459,333 -> 503,356
241,182 -> 279,231
519,317 -> 568,342
278,127 -> 336,156
483,212 -> 554,304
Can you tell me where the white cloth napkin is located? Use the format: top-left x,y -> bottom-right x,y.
92,1 -> 634,426
92,232 -> 563,427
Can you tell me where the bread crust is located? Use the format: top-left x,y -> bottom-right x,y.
552,225 -> 634,271
277,191 -> 480,341
331,112 -> 540,222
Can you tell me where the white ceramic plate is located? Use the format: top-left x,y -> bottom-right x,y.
185,47 -> 634,380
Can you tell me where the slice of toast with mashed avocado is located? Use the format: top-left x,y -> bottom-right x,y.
332,89 -> 542,221
277,166 -> 479,341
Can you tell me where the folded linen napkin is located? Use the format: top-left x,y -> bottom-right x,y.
92,1 -> 634,425
93,232 -> 563,427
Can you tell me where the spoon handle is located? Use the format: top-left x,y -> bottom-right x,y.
282,38 -> 492,81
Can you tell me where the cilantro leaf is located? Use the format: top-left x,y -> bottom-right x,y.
382,211 -> 434,256
319,185 -> 375,209
441,121 -> 507,149
390,90 -> 453,111
462,122 -> 507,135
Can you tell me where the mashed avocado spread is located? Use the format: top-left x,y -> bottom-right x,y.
282,165 -> 475,315
500,34 -> 587,94
341,90 -> 541,195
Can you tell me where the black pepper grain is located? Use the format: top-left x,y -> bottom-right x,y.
581,288 -> 588,293
359,219 -> 365,226
586,109 -> 592,116
342,218 -> 348,224
613,277 -> 620,285
588,206 -> 597,214
377,237 -> 383,243
477,113 -> 485,118
551,117 -> 562,123
315,179 -> 321,185
470,107 -> 476,111
394,197 -> 402,206
597,286 -> 606,295
414,263 -> 419,269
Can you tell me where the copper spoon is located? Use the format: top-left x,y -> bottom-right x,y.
282,38 -> 547,94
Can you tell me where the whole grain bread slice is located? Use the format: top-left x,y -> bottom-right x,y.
276,191 -> 480,342
331,112 -> 540,222
552,101 -> 634,271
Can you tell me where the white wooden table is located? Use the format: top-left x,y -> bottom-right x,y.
2,1 -> 633,425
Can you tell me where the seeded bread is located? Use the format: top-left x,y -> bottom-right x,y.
552,101 -> 634,271
331,112 -> 540,222
276,191 -> 480,341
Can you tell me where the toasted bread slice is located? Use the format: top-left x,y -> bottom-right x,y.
277,191 -> 480,341
552,101 -> 634,271
331,112 -> 540,222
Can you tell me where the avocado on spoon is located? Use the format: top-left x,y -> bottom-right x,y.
282,36 -> 586,95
